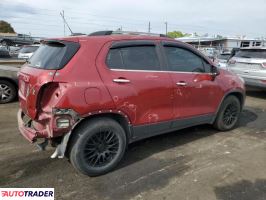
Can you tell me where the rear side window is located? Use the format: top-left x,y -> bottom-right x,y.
235,49 -> 266,59
164,46 -> 205,73
20,46 -> 39,53
28,41 -> 80,70
106,46 -> 161,71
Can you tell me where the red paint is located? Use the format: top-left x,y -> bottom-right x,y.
17,35 -> 245,142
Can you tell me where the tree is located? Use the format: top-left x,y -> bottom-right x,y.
0,20 -> 15,33
167,31 -> 189,38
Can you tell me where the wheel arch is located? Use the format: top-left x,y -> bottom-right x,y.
226,91 -> 245,109
215,89 -> 245,117
64,112 -> 132,158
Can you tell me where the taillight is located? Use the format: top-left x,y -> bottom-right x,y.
262,63 -> 266,68
228,59 -> 236,64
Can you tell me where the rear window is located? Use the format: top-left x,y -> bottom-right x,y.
20,46 -> 39,53
235,49 -> 266,59
28,41 -> 80,70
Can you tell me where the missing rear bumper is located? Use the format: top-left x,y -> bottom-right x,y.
50,131 -> 71,159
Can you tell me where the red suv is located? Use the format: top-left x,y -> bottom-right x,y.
18,31 -> 245,176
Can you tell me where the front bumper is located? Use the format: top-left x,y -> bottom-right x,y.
17,109 -> 49,143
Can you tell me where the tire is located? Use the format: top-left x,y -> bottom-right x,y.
1,40 -> 12,46
213,95 -> 241,131
70,118 -> 127,176
1,40 -> 7,46
0,80 -> 17,104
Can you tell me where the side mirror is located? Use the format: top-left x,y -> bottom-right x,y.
211,66 -> 220,79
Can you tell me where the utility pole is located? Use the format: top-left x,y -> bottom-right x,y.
165,22 -> 168,35
60,11 -> 73,35
148,21 -> 151,33
62,10 -> 65,36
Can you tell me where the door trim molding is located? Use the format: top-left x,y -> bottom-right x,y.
130,114 -> 215,142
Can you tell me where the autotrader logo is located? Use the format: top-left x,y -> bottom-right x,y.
0,188 -> 54,200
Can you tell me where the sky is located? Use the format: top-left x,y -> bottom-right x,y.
0,0 -> 266,38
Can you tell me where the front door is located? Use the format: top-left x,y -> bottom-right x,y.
161,42 -> 223,120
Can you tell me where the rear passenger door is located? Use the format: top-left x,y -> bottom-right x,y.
96,40 -> 174,126
161,42 -> 223,120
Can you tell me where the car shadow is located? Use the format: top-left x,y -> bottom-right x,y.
118,108 -> 257,170
246,88 -> 266,99
214,179 -> 266,200
91,108 -> 258,199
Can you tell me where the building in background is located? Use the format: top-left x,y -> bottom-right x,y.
176,35 -> 265,53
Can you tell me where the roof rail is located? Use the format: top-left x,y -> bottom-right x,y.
88,30 -> 170,38
89,31 -> 113,36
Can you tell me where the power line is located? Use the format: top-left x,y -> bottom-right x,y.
60,10 -> 73,35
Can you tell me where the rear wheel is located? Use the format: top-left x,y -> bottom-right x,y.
0,80 -> 17,104
70,118 -> 127,176
213,96 -> 241,131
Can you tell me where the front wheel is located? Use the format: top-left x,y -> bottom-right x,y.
70,118 -> 127,176
213,96 -> 241,131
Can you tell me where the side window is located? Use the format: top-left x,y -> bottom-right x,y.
164,46 -> 205,73
106,49 -> 124,69
106,45 -> 161,71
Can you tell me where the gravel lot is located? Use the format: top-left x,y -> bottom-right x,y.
0,89 -> 265,200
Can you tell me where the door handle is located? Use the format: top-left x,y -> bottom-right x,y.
113,78 -> 131,83
176,81 -> 187,86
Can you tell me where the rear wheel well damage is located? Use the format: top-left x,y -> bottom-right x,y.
57,113 -> 131,159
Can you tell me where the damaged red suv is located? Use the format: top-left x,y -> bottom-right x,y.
18,31 -> 245,176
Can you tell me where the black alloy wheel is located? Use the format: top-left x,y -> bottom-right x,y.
214,95 -> 241,131
70,118 -> 127,176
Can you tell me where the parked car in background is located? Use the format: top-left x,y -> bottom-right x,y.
0,65 -> 18,103
17,31 -> 245,176
229,48 -> 240,60
216,52 -> 231,69
9,46 -> 22,58
0,46 -> 10,58
199,47 -> 218,60
18,45 -> 40,59
0,34 -> 40,46
228,47 -> 266,89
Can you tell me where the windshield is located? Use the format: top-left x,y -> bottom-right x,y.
28,41 -> 80,70
235,49 -> 266,59
20,46 -> 39,53
218,54 -> 230,60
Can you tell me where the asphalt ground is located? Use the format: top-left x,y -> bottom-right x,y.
0,89 -> 265,200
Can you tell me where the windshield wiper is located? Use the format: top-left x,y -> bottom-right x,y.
240,56 -> 251,58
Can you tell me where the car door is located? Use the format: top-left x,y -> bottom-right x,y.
161,41 -> 224,120
96,40 -> 174,127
